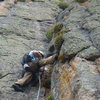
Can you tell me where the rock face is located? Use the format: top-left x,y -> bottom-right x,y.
52,0 -> 100,100
60,0 -> 100,60
0,0 -> 100,100
0,1 -> 59,100
52,57 -> 100,100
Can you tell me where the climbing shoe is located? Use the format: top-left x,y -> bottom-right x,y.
12,84 -> 24,92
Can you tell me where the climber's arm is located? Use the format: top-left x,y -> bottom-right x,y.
38,54 -> 58,66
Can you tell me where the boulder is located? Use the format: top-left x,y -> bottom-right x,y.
52,57 -> 100,100
9,2 -> 59,20
51,0 -> 100,100
60,0 -> 100,60
77,46 -> 100,60
61,30 -> 91,58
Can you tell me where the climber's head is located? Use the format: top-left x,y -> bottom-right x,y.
31,50 -> 45,58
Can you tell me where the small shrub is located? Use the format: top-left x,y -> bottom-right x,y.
75,0 -> 88,3
54,34 -> 64,51
58,1 -> 68,10
45,93 -> 54,100
53,23 -> 64,33
54,29 -> 68,38
45,23 -> 64,41
45,29 -> 54,41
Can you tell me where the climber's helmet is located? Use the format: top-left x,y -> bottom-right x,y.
30,50 -> 45,58
38,50 -> 45,58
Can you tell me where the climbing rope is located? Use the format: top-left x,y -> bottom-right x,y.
37,72 -> 41,100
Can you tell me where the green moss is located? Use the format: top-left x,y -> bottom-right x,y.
54,34 -> 64,51
54,29 -> 68,38
54,23 -> 64,33
45,93 -> 54,100
58,1 -> 68,10
59,29 -> 68,33
75,0 -> 88,3
45,23 -> 64,41
45,29 -> 54,41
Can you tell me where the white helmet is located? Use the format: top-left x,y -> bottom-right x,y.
38,50 -> 45,57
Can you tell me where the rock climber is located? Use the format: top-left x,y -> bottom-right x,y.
12,50 -> 58,92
